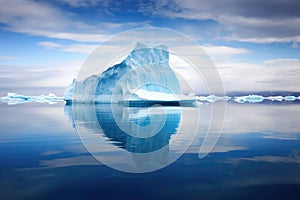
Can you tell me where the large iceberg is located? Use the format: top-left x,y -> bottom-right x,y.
64,42 -> 184,104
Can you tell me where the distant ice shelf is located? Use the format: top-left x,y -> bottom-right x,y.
233,95 -> 300,103
0,92 -> 299,105
0,93 -> 64,105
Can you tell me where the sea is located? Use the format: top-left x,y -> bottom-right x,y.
0,87 -> 300,200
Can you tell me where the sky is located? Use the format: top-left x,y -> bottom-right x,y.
0,0 -> 300,92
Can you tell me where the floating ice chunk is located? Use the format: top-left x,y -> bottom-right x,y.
196,95 -> 231,102
206,95 -> 225,103
196,96 -> 208,101
223,96 -> 232,101
284,96 -> 297,101
266,96 -> 284,101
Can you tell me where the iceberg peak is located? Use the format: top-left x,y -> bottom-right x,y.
124,42 -> 169,68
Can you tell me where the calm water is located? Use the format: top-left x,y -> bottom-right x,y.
1,95 -> 300,199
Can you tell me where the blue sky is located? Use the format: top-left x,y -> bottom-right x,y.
0,0 -> 300,92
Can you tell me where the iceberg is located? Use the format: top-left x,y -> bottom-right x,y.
64,42 -> 183,104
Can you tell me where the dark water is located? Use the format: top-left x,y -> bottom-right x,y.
1,99 -> 300,199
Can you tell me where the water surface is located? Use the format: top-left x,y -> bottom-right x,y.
0,99 -> 300,199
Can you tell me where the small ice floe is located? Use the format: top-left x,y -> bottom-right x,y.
234,95 -> 264,103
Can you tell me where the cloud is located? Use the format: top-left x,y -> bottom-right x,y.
16,55 -> 297,92
37,41 -> 62,49
61,44 -> 98,54
0,56 -> 19,60
202,45 -> 249,56
216,58 -> 300,92
38,41 -> 97,54
139,0 -> 300,43
0,0 -> 68,32
168,43 -> 296,94
0,0 -> 110,42
59,0 -> 100,8
201,45 -> 249,63
0,0 -> 147,42
263,58 -> 300,66
43,32 -> 109,42
0,63 -> 81,88
2,0 -> 300,44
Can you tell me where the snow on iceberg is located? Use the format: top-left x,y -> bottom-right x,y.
65,42 -> 183,104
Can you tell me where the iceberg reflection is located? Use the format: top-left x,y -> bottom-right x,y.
64,103 -> 199,173
95,104 -> 180,153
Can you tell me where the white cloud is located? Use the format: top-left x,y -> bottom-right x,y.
61,44 -> 98,54
0,59 -> 84,88
98,21 -> 152,29
202,45 -> 249,63
263,58 -> 300,66
140,0 -> 300,43
0,0 -> 142,42
37,41 -> 62,49
0,0 -> 68,31
0,0 -> 109,42
0,56 -> 19,60
39,41 -> 250,56
202,45 -> 249,56
217,60 -> 300,92
38,41 -> 98,54
170,44 -> 249,63
59,0 -> 100,8
227,35 -> 300,44
41,31 -> 109,42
